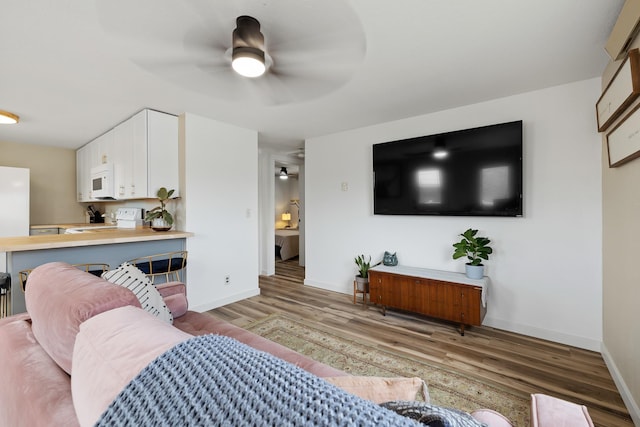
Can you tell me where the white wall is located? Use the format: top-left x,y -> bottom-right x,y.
305,78 -> 603,350
180,113 -> 260,311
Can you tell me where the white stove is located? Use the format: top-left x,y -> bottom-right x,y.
115,208 -> 143,228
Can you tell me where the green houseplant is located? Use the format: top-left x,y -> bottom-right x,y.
354,254 -> 381,291
145,187 -> 175,231
452,228 -> 492,279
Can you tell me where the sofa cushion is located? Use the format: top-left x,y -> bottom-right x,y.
25,262 -> 141,374
530,393 -> 594,427
102,262 -> 173,323
471,408 -> 513,426
324,376 -> 429,403
155,281 -> 188,318
0,317 -> 80,427
72,305 -> 193,427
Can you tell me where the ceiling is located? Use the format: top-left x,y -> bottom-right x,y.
0,1 -> 624,153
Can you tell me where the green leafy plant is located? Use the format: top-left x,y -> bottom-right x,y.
354,254 -> 381,278
145,187 -> 175,226
452,228 -> 492,266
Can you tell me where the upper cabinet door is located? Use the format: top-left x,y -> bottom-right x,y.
147,110 -> 179,198
113,110 -> 147,199
76,144 -> 91,202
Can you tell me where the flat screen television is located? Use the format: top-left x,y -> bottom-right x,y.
373,120 -> 523,217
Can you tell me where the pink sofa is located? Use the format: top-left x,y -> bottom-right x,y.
0,262 -> 345,427
0,262 -> 592,427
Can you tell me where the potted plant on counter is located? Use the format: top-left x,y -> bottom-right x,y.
145,187 -> 175,231
452,228 -> 492,279
354,254 -> 382,292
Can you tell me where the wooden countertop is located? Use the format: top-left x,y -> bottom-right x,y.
30,223 -> 102,229
0,227 -> 194,252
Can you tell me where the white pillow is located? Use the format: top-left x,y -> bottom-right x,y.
102,262 -> 173,324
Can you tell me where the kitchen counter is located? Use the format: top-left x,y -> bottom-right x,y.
1,227 -> 194,252
30,223 -> 103,229
1,227 -> 194,315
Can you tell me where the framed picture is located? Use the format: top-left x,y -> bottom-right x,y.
596,48 -> 640,132
606,102 -> 640,167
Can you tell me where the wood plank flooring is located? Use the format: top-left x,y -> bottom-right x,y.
208,259 -> 633,427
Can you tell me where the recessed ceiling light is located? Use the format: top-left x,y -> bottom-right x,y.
0,110 -> 19,124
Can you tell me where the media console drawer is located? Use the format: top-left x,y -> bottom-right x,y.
368,266 -> 487,335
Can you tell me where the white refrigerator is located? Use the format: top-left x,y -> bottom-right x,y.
0,167 -> 30,272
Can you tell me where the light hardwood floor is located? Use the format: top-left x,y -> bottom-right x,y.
208,259 -> 633,427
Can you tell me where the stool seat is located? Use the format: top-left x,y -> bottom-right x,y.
127,251 -> 188,284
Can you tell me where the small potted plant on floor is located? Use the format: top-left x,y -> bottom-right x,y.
354,254 -> 381,292
145,187 -> 175,231
452,228 -> 492,279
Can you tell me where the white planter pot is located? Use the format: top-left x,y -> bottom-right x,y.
355,275 -> 369,292
151,217 -> 172,232
465,264 -> 484,279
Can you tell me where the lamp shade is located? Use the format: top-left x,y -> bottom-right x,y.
282,213 -> 291,221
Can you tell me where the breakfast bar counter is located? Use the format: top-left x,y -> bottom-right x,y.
1,227 -> 194,315
0,227 -> 194,252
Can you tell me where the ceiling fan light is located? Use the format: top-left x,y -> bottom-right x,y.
433,149 -> 448,159
232,48 -> 266,78
232,16 -> 267,78
0,110 -> 19,124
279,167 -> 288,179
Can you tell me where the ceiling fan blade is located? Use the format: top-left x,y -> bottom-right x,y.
97,0 -> 367,106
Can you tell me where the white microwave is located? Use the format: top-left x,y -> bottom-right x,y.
90,163 -> 115,199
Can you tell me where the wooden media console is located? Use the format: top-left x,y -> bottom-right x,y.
368,265 -> 488,335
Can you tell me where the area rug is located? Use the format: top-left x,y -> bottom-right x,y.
246,314 -> 530,426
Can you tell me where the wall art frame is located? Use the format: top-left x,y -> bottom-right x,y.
606,101 -> 640,167
596,48 -> 640,132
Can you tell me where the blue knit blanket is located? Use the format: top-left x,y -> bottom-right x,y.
95,335 -> 486,426
95,334 -> 419,426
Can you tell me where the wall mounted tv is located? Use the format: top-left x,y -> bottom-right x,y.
373,120 -> 523,217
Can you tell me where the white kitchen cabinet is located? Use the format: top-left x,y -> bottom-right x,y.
76,144 -> 92,202
113,110 -> 147,199
147,110 -> 179,198
90,130 -> 115,167
77,109 -> 179,201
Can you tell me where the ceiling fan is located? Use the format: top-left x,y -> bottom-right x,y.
96,1 -> 367,105
285,147 -> 305,159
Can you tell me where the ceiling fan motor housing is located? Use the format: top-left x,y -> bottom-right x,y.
232,16 -> 265,63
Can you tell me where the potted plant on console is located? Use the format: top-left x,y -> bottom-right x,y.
452,228 -> 492,279
145,187 -> 175,231
354,254 -> 381,292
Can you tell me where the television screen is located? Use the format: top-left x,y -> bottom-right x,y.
373,120 -> 523,217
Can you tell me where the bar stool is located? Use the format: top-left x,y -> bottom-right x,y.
0,272 -> 10,318
72,263 -> 110,277
19,270 -> 32,292
127,251 -> 188,284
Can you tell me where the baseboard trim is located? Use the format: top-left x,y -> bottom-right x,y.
190,288 -> 261,313
305,279 -> 602,351
303,279 -> 350,295
601,343 -> 640,426
481,316 -> 601,351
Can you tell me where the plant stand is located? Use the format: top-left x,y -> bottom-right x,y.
353,279 -> 369,307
